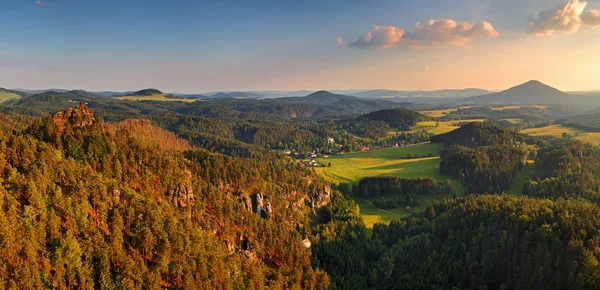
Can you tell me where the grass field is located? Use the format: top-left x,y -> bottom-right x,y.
389,119 -> 486,136
314,143 -> 464,228
519,125 -> 583,137
575,133 -> 600,145
419,106 -> 473,118
315,143 -> 444,183
520,124 -> 600,145
507,161 -> 535,195
503,118 -> 524,124
115,94 -> 196,102
0,92 -> 20,103
491,105 -> 547,111
419,105 -> 547,118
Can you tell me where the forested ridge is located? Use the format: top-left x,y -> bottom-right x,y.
4,100 -> 600,289
440,145 -> 529,194
0,104 -> 330,289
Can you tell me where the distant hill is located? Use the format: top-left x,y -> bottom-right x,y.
466,80 -> 571,105
352,88 -> 490,99
431,122 -> 527,147
356,108 -> 428,128
276,90 -> 360,104
94,91 -> 134,97
129,89 -> 163,96
14,88 -> 69,94
269,90 -> 404,116
209,91 -> 266,99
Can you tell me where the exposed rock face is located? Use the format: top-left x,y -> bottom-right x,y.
166,170 -> 195,208
52,102 -> 96,133
254,193 -> 264,217
167,183 -> 195,208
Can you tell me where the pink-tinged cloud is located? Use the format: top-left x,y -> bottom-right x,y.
527,0 -> 587,35
582,10 -> 600,27
344,20 -> 498,50
406,20 -> 499,46
349,25 -> 404,49
336,36 -> 346,49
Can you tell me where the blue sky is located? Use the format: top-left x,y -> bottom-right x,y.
1,0 -> 599,92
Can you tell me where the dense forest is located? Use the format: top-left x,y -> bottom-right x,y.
0,104 -> 330,288
313,194 -> 600,289
440,145 -> 529,194
525,140 -> 600,203
5,91 -> 600,289
431,122 -> 528,148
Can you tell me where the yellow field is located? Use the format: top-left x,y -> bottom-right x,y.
576,133 -> 600,145
419,106 -> 473,118
0,92 -> 20,103
519,125 -> 583,137
392,119 -> 485,136
115,94 -> 196,102
491,105 -> 547,111
502,118 -> 524,124
520,124 -> 600,145
420,105 -> 547,118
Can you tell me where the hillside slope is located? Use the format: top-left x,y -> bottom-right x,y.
467,80 -> 571,105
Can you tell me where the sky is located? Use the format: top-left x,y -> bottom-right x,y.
0,0 -> 599,93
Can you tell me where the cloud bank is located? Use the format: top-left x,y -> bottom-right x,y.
528,0 -> 600,35
407,20 -> 499,46
344,19 -> 498,49
582,10 -> 600,27
348,25 -> 405,49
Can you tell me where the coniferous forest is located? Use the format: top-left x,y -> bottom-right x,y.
0,92 -> 599,289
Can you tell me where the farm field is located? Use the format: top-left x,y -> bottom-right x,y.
389,119 -> 486,136
491,105 -> 547,111
520,124 -> 600,145
576,133 -> 600,145
419,106 -> 473,117
314,143 -> 445,183
502,118 -> 524,124
419,105 -> 547,118
519,124 -> 584,136
314,143 -> 464,228
0,92 -> 20,103
114,94 -> 196,102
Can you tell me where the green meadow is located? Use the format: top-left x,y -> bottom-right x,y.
0,92 -> 20,103
315,143 -> 464,228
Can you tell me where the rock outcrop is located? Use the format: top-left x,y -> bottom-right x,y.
52,102 -> 96,133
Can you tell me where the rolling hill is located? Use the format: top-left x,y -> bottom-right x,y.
431,122 -> 527,147
128,88 -> 163,96
0,88 -> 28,102
352,88 -> 490,99
356,108 -> 428,128
466,80 -> 571,105
208,91 -> 266,99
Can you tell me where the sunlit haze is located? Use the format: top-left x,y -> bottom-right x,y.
1,0 -> 599,92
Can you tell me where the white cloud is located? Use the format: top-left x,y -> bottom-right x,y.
348,25 -> 405,49
528,0 -> 590,35
406,19 -> 499,46
343,20 -> 498,50
35,0 -> 42,5
582,10 -> 600,27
